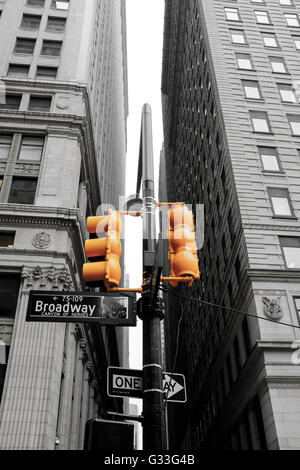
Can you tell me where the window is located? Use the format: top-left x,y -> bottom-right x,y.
18,136 -> 44,161
284,13 -> 300,27
14,38 -> 36,54
46,17 -> 66,32
242,80 -> 262,99
0,232 -> 15,248
278,83 -> 296,103
51,0 -> 69,10
280,237 -> 300,268
258,147 -> 281,172
7,64 -> 30,77
0,135 -> 12,159
280,0 -> 294,5
268,188 -> 294,217
294,297 -> 300,323
0,177 -> 3,191
250,111 -> 272,133
0,94 -> 21,110
236,53 -> 254,70
255,10 -> 271,24
41,40 -> 62,56
20,14 -> 41,29
8,177 -> 37,204
293,36 -> 300,50
0,273 -> 20,318
225,7 -> 241,21
287,114 -> 300,135
26,0 -> 45,5
262,32 -> 279,48
251,0 -> 266,3
269,56 -> 288,73
28,96 -> 52,111
36,66 -> 57,79
230,29 -> 247,44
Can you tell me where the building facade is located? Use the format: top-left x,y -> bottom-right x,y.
0,0 -> 128,449
161,0 -> 300,450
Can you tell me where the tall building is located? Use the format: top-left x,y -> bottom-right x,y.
161,0 -> 300,450
0,0 -> 128,449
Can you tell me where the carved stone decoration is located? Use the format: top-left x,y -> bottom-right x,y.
262,296 -> 283,320
32,232 -> 51,250
21,265 -> 73,290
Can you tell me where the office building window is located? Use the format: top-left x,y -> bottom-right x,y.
26,0 -> 45,6
255,11 -> 271,24
0,273 -> 20,318
284,13 -> 300,27
20,14 -> 41,29
268,188 -> 294,217
18,136 -> 44,161
8,177 -> 37,204
262,32 -> 279,48
46,17 -> 66,32
0,94 -> 22,110
41,40 -> 62,56
242,80 -> 262,99
7,64 -> 30,77
269,56 -> 288,73
236,53 -> 254,70
280,0 -> 294,5
250,111 -> 272,133
36,66 -> 57,79
0,135 -> 12,159
280,237 -> 300,268
230,29 -> 247,44
251,0 -> 266,3
278,83 -> 296,103
51,0 -> 69,10
294,297 -> 300,323
287,114 -> 300,135
293,36 -> 300,49
225,8 -> 241,22
14,38 -> 36,54
0,232 -> 15,248
28,96 -> 52,111
0,177 -> 3,191
258,147 -> 281,172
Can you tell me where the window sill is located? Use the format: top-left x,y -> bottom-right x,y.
272,215 -> 297,220
252,131 -> 274,135
262,170 -> 285,175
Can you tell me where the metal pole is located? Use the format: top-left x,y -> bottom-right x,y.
139,104 -> 165,450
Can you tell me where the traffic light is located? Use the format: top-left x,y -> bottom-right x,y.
167,204 -> 200,287
82,211 -> 122,291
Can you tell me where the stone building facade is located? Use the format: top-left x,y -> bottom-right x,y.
161,0 -> 300,450
0,0 -> 128,449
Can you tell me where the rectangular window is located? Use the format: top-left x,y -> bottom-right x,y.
255,10 -> 271,24
258,147 -> 281,172
280,0 -> 294,5
250,111 -> 272,133
268,187 -> 294,217
0,134 -> 12,159
51,0 -> 69,10
36,66 -> 57,79
278,83 -> 296,103
26,0 -> 45,5
0,273 -> 20,318
28,96 -> 52,111
41,40 -> 62,56
14,38 -> 36,54
270,56 -> 288,73
294,297 -> 300,323
280,237 -> 300,268
236,53 -> 254,70
284,13 -> 300,27
46,17 -> 66,32
262,32 -> 279,48
225,7 -> 241,21
293,36 -> 300,50
0,177 -> 3,191
0,94 -> 21,110
20,14 -> 41,29
8,177 -> 37,204
230,29 -> 247,44
288,114 -> 300,135
7,64 -> 30,77
18,136 -> 44,161
0,232 -> 15,248
242,80 -> 262,99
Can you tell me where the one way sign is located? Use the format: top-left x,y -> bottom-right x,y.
163,372 -> 187,403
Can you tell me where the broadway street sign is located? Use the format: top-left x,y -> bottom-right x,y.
26,291 -> 136,326
107,367 -> 187,403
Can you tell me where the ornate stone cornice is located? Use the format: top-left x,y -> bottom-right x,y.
243,223 -> 300,232
1,77 -> 88,94
21,265 -> 73,290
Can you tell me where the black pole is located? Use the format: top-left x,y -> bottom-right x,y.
138,104 -> 165,450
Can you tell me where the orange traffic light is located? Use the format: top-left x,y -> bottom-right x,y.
167,204 -> 200,287
83,211 -> 122,290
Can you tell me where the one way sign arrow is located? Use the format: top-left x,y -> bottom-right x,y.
163,372 -> 187,403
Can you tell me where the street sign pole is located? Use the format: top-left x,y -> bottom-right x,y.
137,104 -> 165,450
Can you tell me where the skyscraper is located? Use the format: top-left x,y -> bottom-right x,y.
0,0 -> 128,449
161,0 -> 300,450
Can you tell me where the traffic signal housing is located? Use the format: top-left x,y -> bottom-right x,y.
167,204 -> 200,287
82,211 -> 122,291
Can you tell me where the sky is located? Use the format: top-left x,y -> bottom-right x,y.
124,0 -> 165,442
